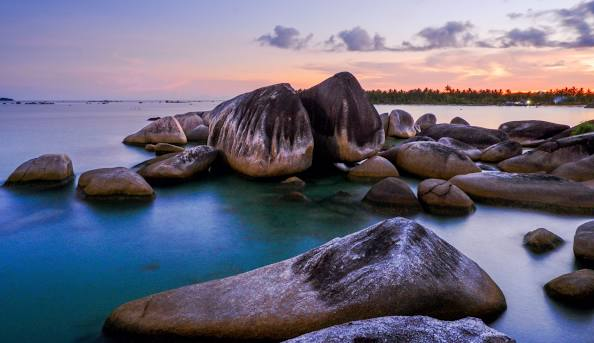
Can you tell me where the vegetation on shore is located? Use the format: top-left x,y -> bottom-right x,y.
572,121 -> 594,136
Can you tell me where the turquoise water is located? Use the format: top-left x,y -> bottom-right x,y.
0,102 -> 593,342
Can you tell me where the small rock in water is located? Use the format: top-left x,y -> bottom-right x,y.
77,167 -> 155,200
544,269 -> 594,307
347,156 -> 399,181
4,154 -> 74,189
363,177 -> 421,212
523,228 -> 564,253
280,176 -> 306,189
417,179 -> 475,216
574,221 -> 594,264
281,191 -> 311,202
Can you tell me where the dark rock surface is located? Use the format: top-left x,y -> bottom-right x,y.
388,109 -> 416,138
415,113 -> 437,132
363,177 -> 421,212
77,167 -> 155,200
422,124 -> 508,149
498,120 -> 569,146
4,154 -> 74,188
438,137 -> 482,160
417,179 -> 475,215
174,112 -> 204,136
138,146 -> 217,181
347,156 -> 399,181
574,221 -> 594,263
523,228 -> 564,253
186,124 -> 209,141
480,141 -> 522,163
123,116 -> 187,145
544,269 -> 594,307
451,116 -> 470,125
551,155 -> 594,182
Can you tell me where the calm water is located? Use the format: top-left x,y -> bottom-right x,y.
0,102 -> 593,343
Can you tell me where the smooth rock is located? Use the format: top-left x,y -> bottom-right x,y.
417,179 -> 475,215
544,269 -> 594,307
174,112 -> 204,136
281,191 -> 311,202
186,124 -> 209,141
347,156 -> 399,181
150,143 -> 184,155
438,137 -> 482,160
422,124 -> 508,149
551,155 -> 594,181
574,221 -> 594,263
4,154 -> 73,188
499,120 -> 569,146
480,141 -> 522,163
388,109 -> 416,138
207,83 -> 313,177
523,228 -> 564,253
415,113 -> 437,132
138,146 -> 217,181
583,179 -> 594,189
280,176 -> 306,189
363,177 -> 420,211
396,141 -> 481,179
123,116 -> 187,145
300,72 -> 384,162
77,167 -> 154,200
476,163 -> 499,172
379,112 -> 389,135
144,144 -> 156,152
451,116 -> 470,125
103,217 -> 506,341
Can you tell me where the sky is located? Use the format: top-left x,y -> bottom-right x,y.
1,0 -> 594,99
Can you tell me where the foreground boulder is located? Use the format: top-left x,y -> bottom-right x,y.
138,146 -> 217,182
123,116 -> 187,145
174,112 -> 204,136
103,217 -> 506,341
78,167 -> 154,200
480,141 -> 522,163
363,177 -> 420,212
415,113 -> 437,132
438,137 -> 482,160
388,109 -> 416,138
498,120 -> 569,146
422,124 -> 508,149
417,179 -> 475,215
551,155 -> 594,182
208,83 -> 314,177
544,269 -> 594,307
574,221 -> 594,263
451,116 -> 470,125
450,172 -> 594,214
523,228 -> 563,253
186,124 -> 209,141
284,316 -> 515,343
300,72 -> 384,162
4,154 -> 73,188
396,142 -> 481,179
347,156 -> 398,181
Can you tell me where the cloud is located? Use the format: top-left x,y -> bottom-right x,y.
256,25 -> 312,50
411,21 -> 476,50
499,27 -> 552,47
326,27 -> 388,51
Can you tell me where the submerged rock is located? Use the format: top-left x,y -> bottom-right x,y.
388,109 -> 416,138
281,191 -> 311,202
551,155 -> 594,182
347,156 -> 398,181
396,141 -> 481,179
523,228 -> 564,253
4,154 -> 74,188
417,179 -> 475,215
363,177 -> 420,212
174,112 -> 204,136
574,221 -> 594,264
280,176 -> 306,190
480,141 -> 522,163
138,146 -> 217,181
208,83 -> 314,177
77,167 -> 154,200
422,124 -> 508,149
300,72 -> 384,162
415,113 -> 437,132
123,116 -> 187,145
284,316 -> 515,343
451,116 -> 470,125
544,269 -> 594,307
103,217 -> 506,341
186,124 -> 209,141
498,120 -> 569,146
438,137 -> 482,160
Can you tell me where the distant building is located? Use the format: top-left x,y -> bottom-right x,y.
553,96 -> 567,104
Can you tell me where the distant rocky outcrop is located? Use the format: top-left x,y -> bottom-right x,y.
498,120 -> 570,146
4,154 -> 74,189
422,124 -> 508,148
123,116 -> 187,145
0,97 -> 14,102
77,167 -> 154,200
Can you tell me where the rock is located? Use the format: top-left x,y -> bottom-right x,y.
207,83 -> 314,177
174,112 -> 204,136
347,156 -> 399,181
77,167 -> 154,200
123,116 -> 187,145
388,109 -> 416,138
137,146 -> 217,181
149,143 -> 184,155
401,135 -> 435,143
379,112 -> 389,135
523,228 -> 564,253
280,176 -> 306,189
480,141 -> 522,163
417,179 -> 475,215
583,179 -> 594,189
363,177 -> 420,211
451,116 -> 470,125
574,221 -> 594,263
414,113 -> 437,132
395,142 -> 481,179
4,154 -> 74,188
147,116 -> 160,121
498,133 -> 594,173
281,191 -> 311,202
450,172 -> 594,214
498,120 -> 569,146
422,124 -> 508,149
438,137 -> 482,160
144,144 -> 156,152
103,217 -> 506,341
548,119 -> 594,141
200,110 -> 214,126
284,316 -> 515,343
551,155 -> 594,182
544,269 -> 594,307
476,163 -> 499,172
299,72 -> 384,162
186,124 -> 209,141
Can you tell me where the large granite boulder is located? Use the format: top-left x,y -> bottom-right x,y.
103,217 -> 506,341
480,141 -> 522,163
498,133 -> 594,173
396,142 -> 481,179
174,112 -> 204,136
123,116 -> 187,145
450,172 -> 594,214
417,179 -> 475,215
523,228 -> 564,253
4,154 -> 74,188
347,156 -> 398,181
438,137 -> 482,160
414,113 -> 437,132
551,155 -> 594,181
388,109 -> 416,138
498,120 -> 569,146
451,116 -> 470,125
363,177 -> 420,212
299,72 -> 384,162
544,269 -> 594,307
186,124 -> 209,141
422,124 -> 508,149
77,167 -> 154,200
284,316 -> 515,343
138,146 -> 217,182
207,83 -> 314,177
574,221 -> 594,263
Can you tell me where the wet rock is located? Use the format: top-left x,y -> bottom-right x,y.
284,316 -> 515,343
186,124 -> 209,141
523,228 -> 564,253
551,155 -> 594,182
450,172 -> 594,214
422,124 -> 508,149
77,167 -> 154,200
476,163 -> 499,172
4,154 -> 74,188
347,156 -> 398,181
388,109 -> 416,138
451,116 -> 470,125
544,269 -> 594,307
417,179 -> 475,215
396,141 -> 481,179
363,177 -> 420,211
148,143 -> 184,155
438,137 -> 482,160
480,141 -> 522,163
138,146 -> 217,181
280,176 -> 306,189
379,112 -> 389,135
281,191 -> 311,202
414,113 -> 437,132
574,221 -> 594,263
103,217 -> 507,341
123,116 -> 187,145
300,72 -> 384,162
498,120 -> 569,146
208,83 -> 314,177
174,112 -> 204,136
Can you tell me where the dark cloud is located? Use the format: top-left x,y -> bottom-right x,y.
326,27 -> 388,51
507,12 -> 524,19
499,27 -> 552,47
256,25 -> 312,50
528,0 -> 594,47
415,21 -> 475,49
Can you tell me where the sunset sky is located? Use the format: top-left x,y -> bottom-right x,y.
1,0 -> 594,99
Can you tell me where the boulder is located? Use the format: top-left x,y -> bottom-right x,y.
476,163 -> 499,172
551,155 -> 594,181
207,83 -> 314,177
280,176 -> 306,190
379,112 -> 389,135
4,154 -> 74,188
548,119 -> 594,141
363,177 -> 420,211
498,120 -> 569,146
422,124 -> 508,149
395,142 -> 481,179
544,269 -> 594,307
417,179 -> 475,215
388,109 -> 416,138
138,146 -> 217,181
148,143 -> 184,155
103,217 -> 506,341
400,135 -> 435,144
574,221 -> 594,263
77,167 -> 154,200
480,141 -> 522,163
347,156 -> 399,181
414,113 -> 437,132
186,124 -> 209,141
438,137 -> 482,160
299,72 -> 384,162
451,116 -> 470,125
284,316 -> 515,343
123,116 -> 187,145
174,112 -> 204,136
523,228 -> 563,253
498,133 -> 594,173
450,172 -> 594,214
